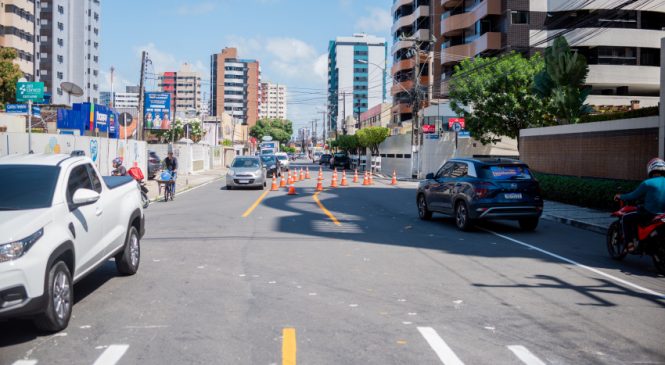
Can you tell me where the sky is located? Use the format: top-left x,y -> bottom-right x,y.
100,0 -> 393,131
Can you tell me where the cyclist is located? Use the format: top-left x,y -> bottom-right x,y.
111,157 -> 127,176
163,151 -> 178,197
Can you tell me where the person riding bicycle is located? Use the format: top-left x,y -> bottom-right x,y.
164,151 -> 178,177
614,158 -> 665,251
111,157 -> 127,176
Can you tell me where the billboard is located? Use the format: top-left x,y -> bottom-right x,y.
144,92 -> 172,130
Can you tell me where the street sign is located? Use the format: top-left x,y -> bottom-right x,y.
5,104 -> 41,116
425,133 -> 440,140
458,131 -> 471,138
448,117 -> 465,130
452,122 -> 463,132
16,82 -> 44,102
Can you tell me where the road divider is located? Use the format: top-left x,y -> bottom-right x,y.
313,191 -> 341,226
242,190 -> 270,218
282,328 -> 297,365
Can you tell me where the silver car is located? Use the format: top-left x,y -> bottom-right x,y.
226,156 -> 267,190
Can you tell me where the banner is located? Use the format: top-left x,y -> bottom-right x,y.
144,92 -> 172,130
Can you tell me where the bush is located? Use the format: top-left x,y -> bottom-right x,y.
580,106 -> 658,124
533,172 -> 640,211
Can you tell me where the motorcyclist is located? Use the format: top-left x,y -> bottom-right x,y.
614,158 -> 665,251
111,157 -> 127,176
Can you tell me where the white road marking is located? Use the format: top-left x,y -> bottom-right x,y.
482,228 -> 665,299
417,327 -> 465,365
92,344 -> 129,365
12,361 -> 38,365
508,345 -> 547,365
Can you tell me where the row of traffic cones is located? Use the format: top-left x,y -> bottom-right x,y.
270,167 -> 399,195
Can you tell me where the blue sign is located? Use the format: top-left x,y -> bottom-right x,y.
458,131 -> 471,138
144,92 -> 172,130
32,106 -> 41,117
6,104 -> 41,116
425,134 -> 440,140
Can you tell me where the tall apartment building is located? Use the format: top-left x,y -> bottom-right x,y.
39,0 -> 101,105
114,92 -> 139,109
391,0 -> 442,123
159,63 -> 202,117
0,0 -> 40,80
328,34 -> 387,135
259,82 -> 287,120
210,47 -> 260,127
437,0 -> 665,106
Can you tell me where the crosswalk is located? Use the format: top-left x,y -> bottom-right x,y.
11,344 -> 129,365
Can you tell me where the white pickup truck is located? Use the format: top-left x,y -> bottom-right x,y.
0,153 -> 145,332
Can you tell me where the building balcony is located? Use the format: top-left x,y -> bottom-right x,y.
392,39 -> 414,54
391,58 -> 416,74
391,5 -> 429,34
441,0 -> 501,36
392,0 -> 412,13
392,103 -> 413,115
441,32 -> 502,66
441,0 -> 463,9
391,80 -> 414,95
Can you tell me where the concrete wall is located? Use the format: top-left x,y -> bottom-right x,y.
149,143 -> 224,174
520,116 -> 659,181
0,114 -> 26,133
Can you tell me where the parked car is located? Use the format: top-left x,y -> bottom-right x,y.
226,156 -> 267,190
416,158 -> 543,231
275,152 -> 290,170
260,154 -> 283,178
330,152 -> 350,170
313,152 -> 323,163
319,154 -> 332,165
147,150 -> 161,179
0,153 -> 145,332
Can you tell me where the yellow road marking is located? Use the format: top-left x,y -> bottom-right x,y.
241,189 -> 270,218
282,327 -> 297,365
313,191 -> 341,226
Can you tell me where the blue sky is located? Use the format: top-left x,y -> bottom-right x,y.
101,0 -> 392,130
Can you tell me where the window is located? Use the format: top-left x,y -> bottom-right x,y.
58,5 -> 64,14
450,163 -> 468,178
57,55 -> 63,63
511,11 -> 529,24
57,22 -> 64,31
66,165 -> 94,205
57,38 -> 64,46
57,72 -> 63,80
435,162 -> 454,179
85,165 -> 102,193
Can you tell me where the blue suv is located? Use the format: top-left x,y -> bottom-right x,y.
416,158 -> 543,231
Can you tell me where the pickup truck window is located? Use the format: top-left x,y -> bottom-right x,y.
66,165 -> 94,204
85,164 -> 103,193
0,165 -> 60,210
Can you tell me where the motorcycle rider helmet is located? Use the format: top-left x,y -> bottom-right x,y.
647,158 -> 665,178
112,157 -> 123,167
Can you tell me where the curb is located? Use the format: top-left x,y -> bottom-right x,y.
149,176 -> 224,204
541,214 -> 608,235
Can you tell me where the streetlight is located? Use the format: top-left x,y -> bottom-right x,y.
356,59 -> 387,103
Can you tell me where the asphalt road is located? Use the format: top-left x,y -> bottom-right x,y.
2,161 -> 665,365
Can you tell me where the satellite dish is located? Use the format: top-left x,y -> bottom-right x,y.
60,81 -> 84,97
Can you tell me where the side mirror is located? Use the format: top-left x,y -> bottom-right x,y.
225,164 -> 230,168
426,173 -> 435,180
72,188 -> 100,207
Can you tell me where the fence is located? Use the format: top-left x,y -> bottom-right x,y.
148,143 -> 226,174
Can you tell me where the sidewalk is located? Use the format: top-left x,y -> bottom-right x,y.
542,200 -> 613,234
146,166 -> 227,201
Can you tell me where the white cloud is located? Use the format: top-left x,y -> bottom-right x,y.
355,7 -> 392,34
176,1 -> 217,16
133,43 -> 208,82
100,70 -> 133,92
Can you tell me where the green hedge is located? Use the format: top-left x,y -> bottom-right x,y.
533,172 -> 641,211
580,106 -> 659,124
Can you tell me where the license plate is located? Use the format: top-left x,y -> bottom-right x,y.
504,193 -> 523,199
238,180 -> 250,184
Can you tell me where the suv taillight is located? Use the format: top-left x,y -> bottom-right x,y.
475,182 -> 496,199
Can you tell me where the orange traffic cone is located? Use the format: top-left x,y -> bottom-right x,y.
305,167 -> 311,179
368,172 -> 374,185
332,168 -> 338,181
315,177 -> 324,191
341,170 -> 348,186
353,169 -> 359,183
287,181 -> 297,195
330,173 -> 338,188
362,171 -> 370,186
280,174 -> 287,188
300,169 -> 305,181
287,171 -> 294,185
271,175 -> 279,191
390,170 -> 398,185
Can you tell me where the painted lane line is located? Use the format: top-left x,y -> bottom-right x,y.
92,344 -> 130,365
242,189 -> 271,218
12,361 -> 38,365
481,228 -> 665,299
312,192 -> 341,226
417,327 -> 465,365
508,345 -> 547,365
282,327 -> 297,365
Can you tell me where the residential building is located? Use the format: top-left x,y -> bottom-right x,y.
100,91 -> 111,107
0,0 -> 39,80
437,0 -> 665,107
158,63 -> 202,117
391,0 -> 442,123
328,34 -> 387,135
113,92 -> 139,109
259,82 -> 287,120
359,102 -> 392,130
210,47 -> 260,127
39,0 -> 101,105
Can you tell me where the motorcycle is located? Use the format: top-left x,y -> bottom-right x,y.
128,165 -> 150,209
607,203 -> 665,274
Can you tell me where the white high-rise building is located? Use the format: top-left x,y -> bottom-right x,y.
39,0 -> 101,105
113,92 -> 139,109
0,0 -> 40,81
259,82 -> 287,120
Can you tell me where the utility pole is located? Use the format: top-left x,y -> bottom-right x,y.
138,51 -> 147,140
342,91 -> 347,135
110,66 -> 115,108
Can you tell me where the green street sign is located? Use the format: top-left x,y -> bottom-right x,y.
16,82 -> 44,102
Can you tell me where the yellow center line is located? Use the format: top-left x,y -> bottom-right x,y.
282,327 -> 297,365
313,191 -> 341,226
241,189 -> 270,218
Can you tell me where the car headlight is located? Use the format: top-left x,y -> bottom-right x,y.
0,228 -> 44,263
228,170 -> 235,176
255,169 -> 262,176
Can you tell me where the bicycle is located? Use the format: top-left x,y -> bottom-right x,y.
158,170 -> 176,202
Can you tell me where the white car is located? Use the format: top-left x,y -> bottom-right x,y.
0,153 -> 145,332
275,152 -> 290,170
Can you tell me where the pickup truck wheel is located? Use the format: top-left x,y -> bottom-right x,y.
34,261 -> 72,332
116,226 -> 140,275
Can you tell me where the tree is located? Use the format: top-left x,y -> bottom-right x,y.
449,52 -> 550,148
250,118 -> 293,145
336,134 -> 360,154
0,48 -> 23,109
534,36 -> 592,124
356,127 -> 390,155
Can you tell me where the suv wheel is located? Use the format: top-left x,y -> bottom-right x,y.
455,201 -> 473,231
116,226 -> 140,275
518,218 -> 539,231
417,195 -> 432,220
34,261 -> 73,332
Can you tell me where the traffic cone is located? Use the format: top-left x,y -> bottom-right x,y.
362,171 -> 370,186
288,181 -> 297,195
279,174 -> 287,188
287,171 -> 293,185
368,172 -> 374,185
318,168 -> 323,180
300,169 -> 305,181
271,175 -> 279,191
341,170 -> 348,186
305,167 -> 311,179
353,169 -> 359,183
391,170 -> 398,186
332,168 -> 338,181
315,177 -> 324,191
330,173 -> 338,188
